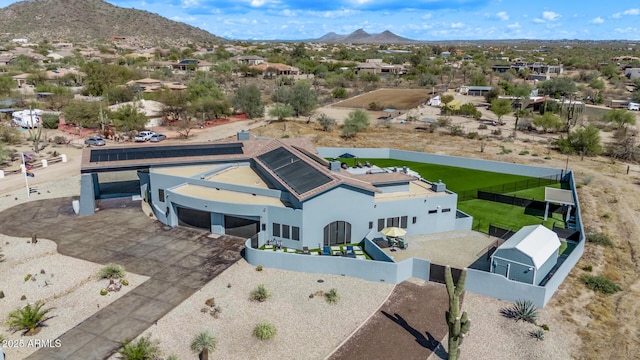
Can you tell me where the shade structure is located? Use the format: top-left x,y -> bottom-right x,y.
381,227 -> 407,237
338,153 -> 356,159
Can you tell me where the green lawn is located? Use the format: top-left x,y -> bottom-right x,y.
458,199 -> 565,233
347,158 -> 533,193
558,241 -> 577,256
505,182 -> 562,201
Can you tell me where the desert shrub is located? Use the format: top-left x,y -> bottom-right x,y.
478,123 -> 488,130
317,113 -> 337,132
119,334 -> 161,360
325,288 -> 340,304
582,175 -> 594,185
368,102 -> 383,111
449,125 -> 464,136
0,126 -> 22,144
519,150 -> 529,156
540,324 -> 550,331
467,132 -> 479,139
256,265 -> 263,271
190,331 -> 217,357
500,299 -> 539,323
253,321 -> 277,340
582,265 -> 593,272
250,284 -> 270,302
99,263 -> 125,279
492,128 -> 502,136
530,329 -> 545,341
580,275 -> 622,294
331,87 -> 348,98
41,113 -> 60,129
586,232 -> 613,246
498,146 -> 512,155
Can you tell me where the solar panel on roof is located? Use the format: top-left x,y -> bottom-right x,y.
89,143 -> 243,163
258,147 -> 332,195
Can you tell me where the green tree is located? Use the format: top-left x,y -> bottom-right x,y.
557,125 -> 602,159
269,103 -> 294,121
62,100 -> 103,128
342,109 -> 370,138
191,331 -> 217,360
81,62 -> 136,96
359,72 -> 380,83
110,104 -> 148,135
331,87 -> 348,98
190,97 -> 231,120
118,334 -> 161,360
459,103 -> 480,119
186,76 -> 225,101
533,112 -> 563,132
490,98 -> 512,122
0,74 -> 16,97
232,84 -> 264,119
8,301 -> 55,335
272,81 -> 318,117
603,109 -> 636,136
419,73 -> 439,87
538,77 -> 577,98
105,86 -> 137,105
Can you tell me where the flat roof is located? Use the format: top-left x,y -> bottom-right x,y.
172,184 -> 285,207
375,181 -> 445,202
152,164 -> 222,177
545,187 -> 575,206
205,165 -> 271,189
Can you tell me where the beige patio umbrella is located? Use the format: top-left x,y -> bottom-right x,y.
380,227 -> 407,237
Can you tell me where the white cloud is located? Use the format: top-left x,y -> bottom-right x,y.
451,22 -> 464,29
181,0 -> 199,7
542,11 -> 560,21
250,0 -> 265,7
496,11 -> 509,21
623,8 -> 640,15
507,22 -> 520,29
533,18 -> 545,23
590,17 -> 604,24
422,13 -> 432,20
614,27 -> 638,34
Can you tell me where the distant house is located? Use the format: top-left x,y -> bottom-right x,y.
109,99 -> 164,128
355,59 -> 406,75
625,68 -> 640,80
12,73 -> 30,88
461,86 -> 493,97
491,225 -> 560,285
249,62 -> 300,76
171,59 -> 213,72
127,78 -> 163,92
236,55 -> 266,66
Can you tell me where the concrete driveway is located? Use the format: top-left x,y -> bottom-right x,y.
0,197 -> 245,359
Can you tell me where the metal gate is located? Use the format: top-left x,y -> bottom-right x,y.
177,207 -> 210,230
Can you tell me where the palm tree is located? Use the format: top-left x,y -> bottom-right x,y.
190,331 -> 217,360
8,301 -> 55,335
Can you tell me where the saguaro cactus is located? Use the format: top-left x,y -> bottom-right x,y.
445,265 -> 470,360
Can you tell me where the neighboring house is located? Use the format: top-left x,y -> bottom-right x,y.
0,55 -> 13,67
126,78 -> 163,92
249,62 -> 300,76
625,68 -> 640,80
171,59 -> 213,72
235,55 -> 266,65
355,59 -> 406,75
460,86 -> 493,97
45,68 -> 81,81
108,99 -> 164,128
12,73 -> 31,88
491,225 -> 560,285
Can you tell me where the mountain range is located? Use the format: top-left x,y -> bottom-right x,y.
314,29 -> 418,44
0,0 -> 222,46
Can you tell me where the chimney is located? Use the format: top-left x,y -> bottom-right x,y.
237,130 -> 250,141
431,179 -> 446,192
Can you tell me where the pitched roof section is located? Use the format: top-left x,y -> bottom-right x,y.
497,225 -> 560,268
257,147 -> 333,195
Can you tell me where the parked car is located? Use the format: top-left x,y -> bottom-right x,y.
149,134 -> 167,142
134,131 -> 156,142
84,137 -> 106,146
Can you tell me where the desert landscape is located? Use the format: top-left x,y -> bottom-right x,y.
1,92 -> 639,359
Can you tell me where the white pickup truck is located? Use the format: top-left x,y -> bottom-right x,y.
134,131 -> 156,142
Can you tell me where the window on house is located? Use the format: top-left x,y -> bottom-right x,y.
158,189 -> 165,202
377,219 -> 385,231
400,216 -> 408,228
292,226 -> 300,241
369,221 -> 373,229
428,209 -> 438,214
412,216 -> 417,224
442,208 -> 451,213
282,225 -> 290,239
261,224 -> 266,231
273,223 -> 280,237
387,217 -> 399,227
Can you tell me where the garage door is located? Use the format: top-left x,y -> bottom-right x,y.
224,215 -> 259,238
177,207 -> 210,230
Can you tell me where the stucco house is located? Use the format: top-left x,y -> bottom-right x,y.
490,224 -> 560,285
79,135 -> 469,250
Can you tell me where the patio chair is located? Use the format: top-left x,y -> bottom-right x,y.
345,245 -> 355,257
322,246 -> 331,256
302,246 -> 310,254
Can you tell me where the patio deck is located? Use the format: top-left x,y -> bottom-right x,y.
382,230 -> 497,270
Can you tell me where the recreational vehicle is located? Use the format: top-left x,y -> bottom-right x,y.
628,102 -> 640,111
12,109 -> 42,128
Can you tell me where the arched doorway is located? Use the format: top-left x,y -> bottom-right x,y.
323,221 -> 351,246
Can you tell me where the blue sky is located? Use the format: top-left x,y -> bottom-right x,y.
3,0 -> 640,40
